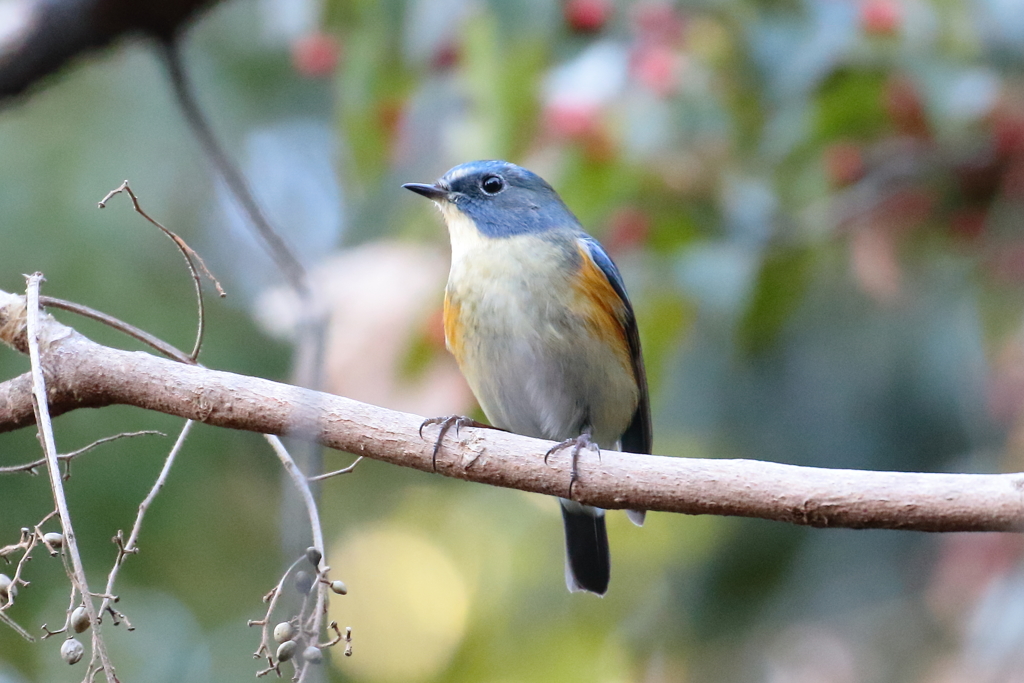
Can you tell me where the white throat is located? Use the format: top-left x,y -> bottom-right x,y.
437,201 -> 491,263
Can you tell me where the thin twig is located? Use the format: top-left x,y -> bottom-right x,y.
0,610 -> 33,641
0,511 -> 59,641
307,456 -> 364,482
248,554 -> 308,664
98,180 -> 224,360
0,512 -> 58,608
40,296 -> 195,364
0,431 -> 164,476
23,273 -> 117,683
97,420 -> 194,626
263,435 -> 326,683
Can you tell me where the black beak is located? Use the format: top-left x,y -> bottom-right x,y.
403,182 -> 449,201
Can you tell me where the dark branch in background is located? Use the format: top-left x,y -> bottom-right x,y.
0,0 -> 220,102
158,40 -> 314,300
160,34 -> 334,602
2,7 -> 337,675
6,0 -> 337,603
2,288 -> 1023,534
155,5 -> 330,586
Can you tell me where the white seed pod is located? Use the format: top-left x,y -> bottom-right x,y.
272,621 -> 295,643
61,638 -> 84,665
302,646 -> 323,665
70,606 -> 90,633
294,570 -> 313,595
276,639 -> 298,663
43,532 -> 64,549
0,574 -> 15,601
330,580 -> 347,595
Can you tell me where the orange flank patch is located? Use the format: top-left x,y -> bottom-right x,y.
443,291 -> 465,360
571,242 -> 631,367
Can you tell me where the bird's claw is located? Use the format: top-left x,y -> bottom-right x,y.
544,432 -> 600,499
419,415 -> 488,471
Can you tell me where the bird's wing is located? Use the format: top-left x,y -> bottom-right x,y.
579,236 -> 652,455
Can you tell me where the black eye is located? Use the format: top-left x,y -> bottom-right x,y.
481,174 -> 505,195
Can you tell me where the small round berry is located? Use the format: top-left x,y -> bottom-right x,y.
291,32 -> 341,78
823,142 -> 865,187
330,580 -> 348,595
305,547 -> 322,567
71,606 -> 90,634
564,0 -> 611,33
273,621 -> 295,644
61,638 -> 84,665
861,0 -> 902,35
276,639 -> 298,663
294,570 -> 314,595
43,532 -> 64,548
303,646 -> 323,664
0,574 -> 15,601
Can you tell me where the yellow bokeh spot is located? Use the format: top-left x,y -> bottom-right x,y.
329,526 -> 470,683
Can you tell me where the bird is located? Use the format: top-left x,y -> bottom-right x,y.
403,160 -> 651,596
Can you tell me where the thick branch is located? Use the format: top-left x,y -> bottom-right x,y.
0,0 -> 219,102
1,290 -> 1022,532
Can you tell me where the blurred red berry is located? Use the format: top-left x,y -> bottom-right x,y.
948,208 -> 987,242
431,41 -> 461,71
542,103 -> 615,160
605,206 -> 652,254
564,0 -> 612,33
992,104 -> 1024,159
543,102 -> 602,139
823,142 -> 864,187
292,32 -> 341,78
631,44 -> 682,97
632,2 -> 685,46
860,0 -> 902,36
377,99 -> 404,139
884,75 -> 929,137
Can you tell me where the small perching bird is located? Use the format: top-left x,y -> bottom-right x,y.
404,160 -> 651,595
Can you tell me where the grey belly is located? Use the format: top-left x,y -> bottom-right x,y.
466,326 -> 635,448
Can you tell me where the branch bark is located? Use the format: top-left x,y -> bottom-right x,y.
1,289 -> 1022,532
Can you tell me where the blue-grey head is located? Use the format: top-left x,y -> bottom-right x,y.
403,160 -> 582,238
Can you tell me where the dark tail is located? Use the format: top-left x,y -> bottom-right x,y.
559,499 -> 610,595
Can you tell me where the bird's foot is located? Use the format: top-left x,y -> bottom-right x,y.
544,432 -> 600,498
419,415 -> 491,471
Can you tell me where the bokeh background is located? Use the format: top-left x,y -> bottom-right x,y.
2,0 -> 1024,681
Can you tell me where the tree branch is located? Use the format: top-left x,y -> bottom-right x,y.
1,288 -> 1022,532
0,0 -> 220,102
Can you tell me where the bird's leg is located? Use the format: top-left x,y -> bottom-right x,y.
544,427 -> 599,498
419,415 -> 493,471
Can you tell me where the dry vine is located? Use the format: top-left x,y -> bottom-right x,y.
0,181 -> 348,680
